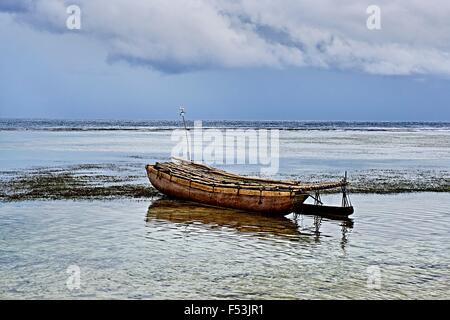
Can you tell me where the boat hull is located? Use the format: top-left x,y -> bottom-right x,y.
146,165 -> 308,215
295,203 -> 354,217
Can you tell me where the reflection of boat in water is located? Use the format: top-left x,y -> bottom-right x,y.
146,199 -> 302,238
146,159 -> 352,216
146,199 -> 354,242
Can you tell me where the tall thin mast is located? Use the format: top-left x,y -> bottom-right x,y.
179,106 -> 191,161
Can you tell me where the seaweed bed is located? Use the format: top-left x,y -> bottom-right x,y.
0,164 -> 449,202
0,164 -> 158,201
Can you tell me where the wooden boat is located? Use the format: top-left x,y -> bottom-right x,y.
146,159 -> 351,216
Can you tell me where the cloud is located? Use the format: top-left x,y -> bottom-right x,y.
3,0 -> 450,76
0,0 -> 33,12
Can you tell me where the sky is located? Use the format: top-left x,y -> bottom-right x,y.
1,0 -> 450,121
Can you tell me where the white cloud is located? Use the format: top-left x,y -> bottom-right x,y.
3,0 -> 450,75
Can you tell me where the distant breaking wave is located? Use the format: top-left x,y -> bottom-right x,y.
1,119 -> 450,132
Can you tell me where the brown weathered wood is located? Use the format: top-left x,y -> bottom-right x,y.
146,160 -> 348,215
156,160 -> 347,191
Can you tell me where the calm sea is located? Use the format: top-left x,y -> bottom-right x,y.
0,119 -> 449,299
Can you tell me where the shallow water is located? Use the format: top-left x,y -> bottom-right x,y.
0,193 -> 448,299
1,120 -> 450,194
0,120 -> 449,299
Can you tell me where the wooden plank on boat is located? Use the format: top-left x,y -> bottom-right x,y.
145,160 -> 352,215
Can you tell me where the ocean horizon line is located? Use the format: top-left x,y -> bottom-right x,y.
1,117 -> 450,123
2,118 -> 450,132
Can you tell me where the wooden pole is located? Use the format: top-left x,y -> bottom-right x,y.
179,106 -> 191,161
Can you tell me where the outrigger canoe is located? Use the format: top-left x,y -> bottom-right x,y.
146,159 -> 352,216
